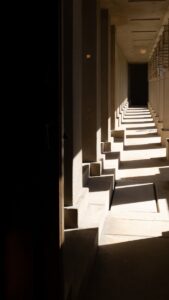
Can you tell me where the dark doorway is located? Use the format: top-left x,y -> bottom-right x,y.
128,63 -> 148,107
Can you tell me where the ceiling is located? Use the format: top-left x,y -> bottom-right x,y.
101,0 -> 169,62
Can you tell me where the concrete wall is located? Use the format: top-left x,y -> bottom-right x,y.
148,23 -> 169,147
100,9 -> 111,143
82,0 -> 101,163
63,0 -> 83,206
114,43 -> 128,129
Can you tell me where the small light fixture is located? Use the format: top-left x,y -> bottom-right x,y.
140,48 -> 147,54
86,53 -> 92,59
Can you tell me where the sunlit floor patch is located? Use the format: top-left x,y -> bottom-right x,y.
121,147 -> 166,161
125,122 -> 155,128
122,118 -> 153,123
100,107 -> 169,246
125,136 -> 161,145
118,167 -> 160,179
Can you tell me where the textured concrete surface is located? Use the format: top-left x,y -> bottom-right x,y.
82,107 -> 169,300
83,237 -> 169,300
64,228 -> 98,300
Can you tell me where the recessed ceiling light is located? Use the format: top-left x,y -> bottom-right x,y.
140,49 -> 147,54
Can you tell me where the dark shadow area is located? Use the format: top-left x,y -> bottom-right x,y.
112,183 -> 155,206
122,120 -> 154,124
82,235 -> 169,300
105,152 -> 120,160
127,107 -> 148,110
120,158 -> 168,169
162,231 -> 169,237
86,176 -> 114,192
64,228 -> 98,300
128,63 -> 148,107
3,1 -> 63,299
126,133 -> 158,138
115,166 -> 169,210
124,143 -> 163,151
126,126 -> 156,130
126,114 -> 150,116
123,116 -> 151,119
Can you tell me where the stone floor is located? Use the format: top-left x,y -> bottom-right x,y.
82,107 -> 169,300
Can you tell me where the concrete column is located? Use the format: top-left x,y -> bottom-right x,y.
114,44 -> 128,129
161,70 -> 169,146
151,78 -> 158,121
82,0 -> 101,163
157,74 -> 164,134
115,43 -> 120,129
100,9 -> 111,145
110,25 -> 115,131
149,80 -> 154,112
63,0 -> 83,206
154,77 -> 160,126
148,80 -> 154,112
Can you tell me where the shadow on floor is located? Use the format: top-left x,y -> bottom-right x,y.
124,117 -> 151,119
122,121 -> 154,124
126,126 -> 156,130
120,158 -> 169,169
112,182 -> 155,206
126,133 -> 158,138
82,234 -> 169,300
124,144 -> 163,151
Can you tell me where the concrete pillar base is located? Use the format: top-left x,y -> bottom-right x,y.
157,121 -> 163,136
90,161 -> 102,176
120,108 -> 127,124
154,115 -> 159,126
64,208 -> 78,229
101,142 -> 111,154
115,116 -> 120,129
111,129 -> 125,140
118,114 -> 123,127
161,129 -> 169,147
151,110 -> 156,120
166,139 -> 169,160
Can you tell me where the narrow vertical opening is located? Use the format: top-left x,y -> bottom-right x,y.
128,63 -> 148,107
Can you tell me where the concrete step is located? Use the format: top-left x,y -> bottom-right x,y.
63,227 -> 98,300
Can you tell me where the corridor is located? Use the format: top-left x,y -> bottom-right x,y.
83,107 -> 169,300
3,1 -> 169,300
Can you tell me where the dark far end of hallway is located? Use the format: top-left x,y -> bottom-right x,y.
128,63 -> 148,107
